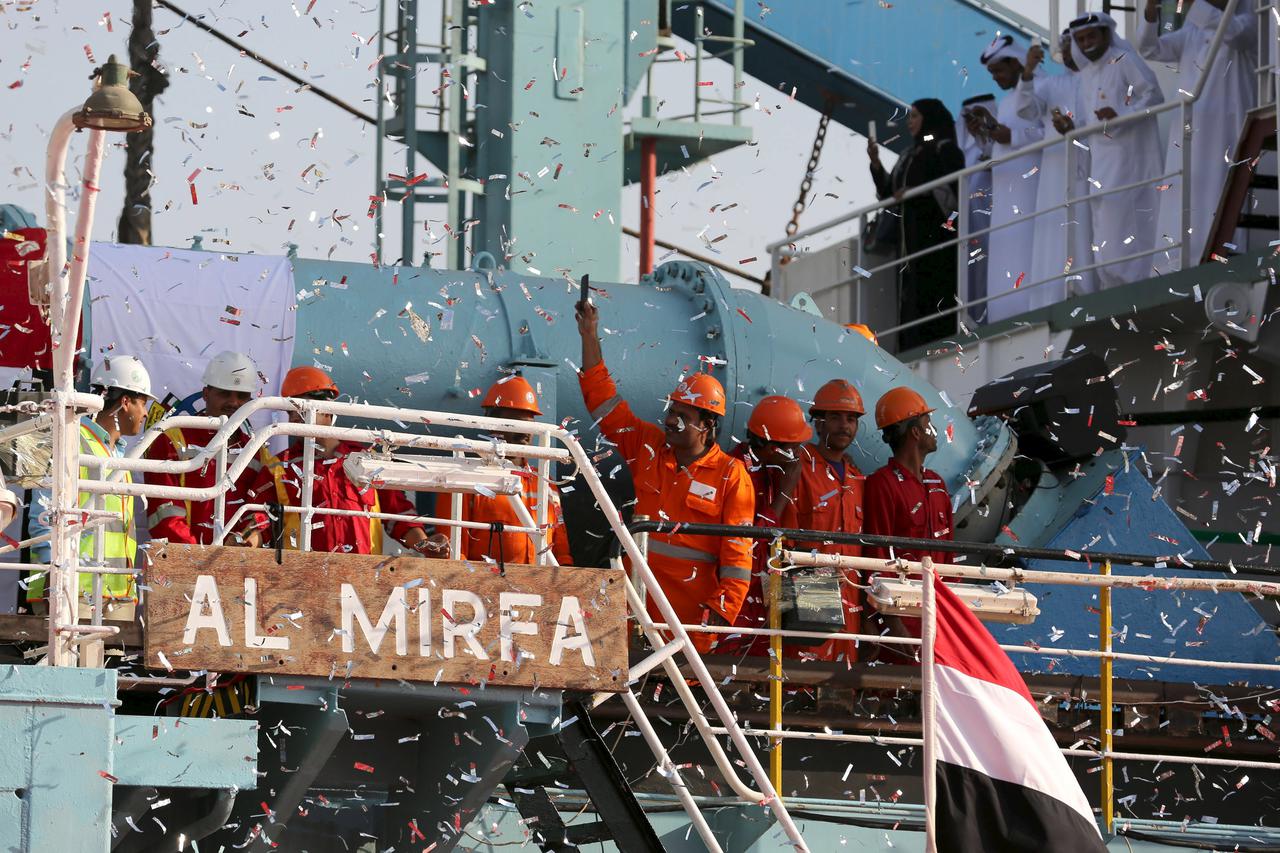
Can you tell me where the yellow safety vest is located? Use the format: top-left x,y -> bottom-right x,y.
29,423 -> 136,602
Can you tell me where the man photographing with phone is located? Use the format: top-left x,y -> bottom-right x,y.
575,292 -> 755,654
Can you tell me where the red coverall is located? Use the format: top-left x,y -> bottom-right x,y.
144,426 -> 269,544
718,443 -> 786,657
863,457 -> 954,640
246,441 -> 425,554
780,444 -> 866,663
579,362 -> 754,653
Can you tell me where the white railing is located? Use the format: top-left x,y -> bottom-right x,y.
12,396 -> 812,853
767,0 -> 1270,343
620,545 -> 1280,840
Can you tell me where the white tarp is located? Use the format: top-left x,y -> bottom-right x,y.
86,244 -> 296,431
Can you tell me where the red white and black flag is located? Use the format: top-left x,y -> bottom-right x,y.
922,566 -> 1107,852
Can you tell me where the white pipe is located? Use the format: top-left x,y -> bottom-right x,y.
1063,749 -> 1280,771
628,638 -> 688,682
45,121 -> 106,668
655,622 -> 1280,674
921,557 -> 937,853
81,420 -> 567,498
97,401 -> 571,477
299,408 -> 316,552
217,503 -> 540,546
707,729 -> 1280,771
43,109 -> 75,293
784,551 -> 1280,597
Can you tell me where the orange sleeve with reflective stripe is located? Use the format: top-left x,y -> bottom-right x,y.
578,362 -> 666,469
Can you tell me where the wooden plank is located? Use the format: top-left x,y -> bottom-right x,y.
0,614 -> 143,646
144,545 -> 628,692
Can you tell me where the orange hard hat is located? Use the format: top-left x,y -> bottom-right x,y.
809,379 -> 865,416
282,366 -> 339,399
747,395 -> 813,443
845,323 -> 879,346
668,373 -> 726,417
482,374 -> 542,415
874,386 -> 934,430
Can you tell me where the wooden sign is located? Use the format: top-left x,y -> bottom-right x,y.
144,545 -> 628,693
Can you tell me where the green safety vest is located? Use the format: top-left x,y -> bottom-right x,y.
29,423 -> 137,602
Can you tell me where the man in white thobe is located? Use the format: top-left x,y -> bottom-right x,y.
1138,0 -> 1256,271
957,93 -> 996,317
1072,12 -> 1166,288
1015,33 -> 1096,306
973,35 -> 1044,323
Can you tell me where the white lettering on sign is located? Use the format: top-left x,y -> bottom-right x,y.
244,577 -> 289,651
443,589 -> 488,659
417,587 -> 432,656
341,584 -> 407,655
177,576 -> 598,666
499,592 -> 542,662
550,596 -> 594,666
183,574 -> 231,646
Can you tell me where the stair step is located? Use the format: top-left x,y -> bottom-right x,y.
1238,213 -> 1279,230
1250,174 -> 1279,190
1264,134 -> 1277,151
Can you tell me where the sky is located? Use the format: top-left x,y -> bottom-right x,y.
0,0 -> 1056,292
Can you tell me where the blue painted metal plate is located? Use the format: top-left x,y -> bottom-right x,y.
114,716 -> 258,789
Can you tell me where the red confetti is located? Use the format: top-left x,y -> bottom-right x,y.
189,183 -> 199,205
354,762 -> 375,773
1103,474 -> 1115,496
1013,272 -> 1025,289
736,307 -> 752,324
98,770 -> 118,783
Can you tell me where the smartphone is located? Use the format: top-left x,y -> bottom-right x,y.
578,273 -> 591,308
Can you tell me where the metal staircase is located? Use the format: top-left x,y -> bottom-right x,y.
504,699 -> 665,853
1208,104 -> 1280,259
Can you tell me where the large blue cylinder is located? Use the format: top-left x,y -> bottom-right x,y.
291,258 -> 1011,506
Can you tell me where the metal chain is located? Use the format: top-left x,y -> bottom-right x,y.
785,107 -> 832,239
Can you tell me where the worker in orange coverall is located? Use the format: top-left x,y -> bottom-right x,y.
721,394 -> 812,657
575,298 -> 754,654
776,379 -> 869,664
455,373 -> 573,566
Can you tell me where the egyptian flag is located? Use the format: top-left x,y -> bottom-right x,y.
930,575 -> 1106,852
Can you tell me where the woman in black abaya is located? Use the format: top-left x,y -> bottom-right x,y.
868,98 -> 966,351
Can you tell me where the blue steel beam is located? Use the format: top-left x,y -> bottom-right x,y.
673,0 -> 1047,152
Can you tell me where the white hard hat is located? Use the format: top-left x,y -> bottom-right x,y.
90,355 -> 153,398
202,350 -> 258,392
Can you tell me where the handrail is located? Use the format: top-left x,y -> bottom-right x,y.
768,0 -> 1239,253
39,392 -> 811,848
626,519 -> 1280,577
767,0 -> 1247,335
